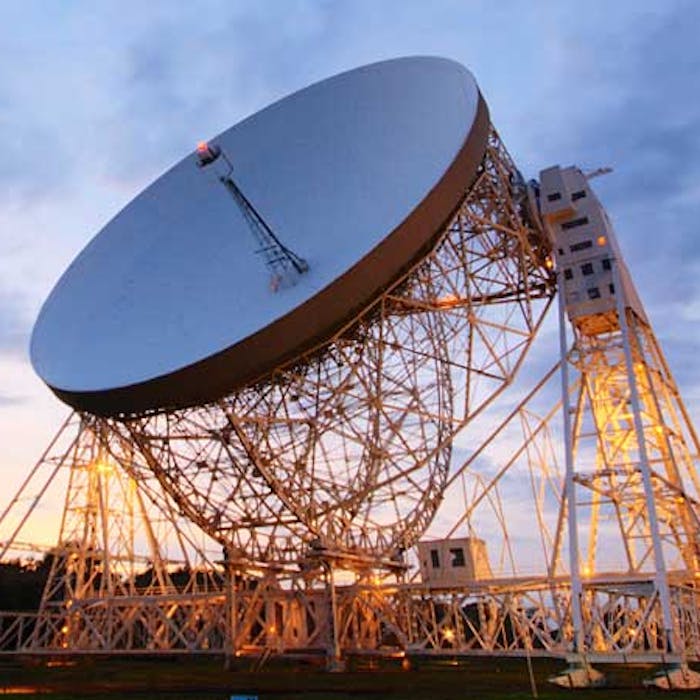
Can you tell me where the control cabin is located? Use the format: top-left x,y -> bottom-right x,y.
539,165 -> 646,335
417,537 -> 492,586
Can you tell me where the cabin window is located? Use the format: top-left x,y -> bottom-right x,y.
449,548 -> 466,568
562,216 -> 589,231
570,240 -> 593,253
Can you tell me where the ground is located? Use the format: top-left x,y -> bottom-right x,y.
1,655 -> 699,699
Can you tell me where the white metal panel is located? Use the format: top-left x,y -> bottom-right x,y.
31,57 -> 482,403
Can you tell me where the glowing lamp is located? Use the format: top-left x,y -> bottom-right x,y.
95,459 -> 113,474
597,235 -> 607,246
196,141 -> 221,167
436,293 -> 459,308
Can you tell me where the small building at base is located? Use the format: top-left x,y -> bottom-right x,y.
417,537 -> 492,586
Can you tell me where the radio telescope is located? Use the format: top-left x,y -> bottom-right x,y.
30,57 -> 553,567
4,56 -> 700,681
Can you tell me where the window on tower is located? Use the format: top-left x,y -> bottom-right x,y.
570,240 -> 592,253
562,216 -> 589,231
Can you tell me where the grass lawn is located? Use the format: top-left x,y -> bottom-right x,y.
0,655 -> 697,699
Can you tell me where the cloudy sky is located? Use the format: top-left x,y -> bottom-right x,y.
2,1 -> 700,553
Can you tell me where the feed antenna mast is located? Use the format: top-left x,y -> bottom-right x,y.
196,141 -> 308,290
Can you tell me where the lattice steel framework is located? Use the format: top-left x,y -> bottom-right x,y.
565,312 -> 700,577
2,418 -> 225,653
2,128 -> 700,687
558,299 -> 700,661
4,573 -> 700,663
98,127 -> 554,568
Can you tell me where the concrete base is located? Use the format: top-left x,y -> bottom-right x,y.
326,657 -> 347,672
643,665 -> 700,690
548,663 -> 606,689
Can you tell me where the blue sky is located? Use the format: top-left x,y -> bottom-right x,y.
1,1 -> 699,546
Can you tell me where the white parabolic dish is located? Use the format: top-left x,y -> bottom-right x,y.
30,56 -> 490,416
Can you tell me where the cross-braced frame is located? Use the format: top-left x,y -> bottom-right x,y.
98,127 -> 553,569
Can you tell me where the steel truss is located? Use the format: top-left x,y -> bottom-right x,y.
565,312 -> 700,577
3,572 -> 699,663
557,298 -> 700,665
0,417 -> 226,654
2,322 -> 700,666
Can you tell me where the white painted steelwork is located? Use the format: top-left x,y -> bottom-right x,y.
3,59 -> 699,685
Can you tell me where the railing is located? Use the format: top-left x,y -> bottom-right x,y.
0,576 -> 697,659
0,612 -> 38,652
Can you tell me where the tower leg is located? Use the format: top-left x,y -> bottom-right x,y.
643,664 -> 700,690
323,561 -> 345,672
557,268 -> 585,657
548,660 -> 606,689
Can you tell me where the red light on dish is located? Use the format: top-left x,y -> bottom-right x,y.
195,141 -> 221,167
